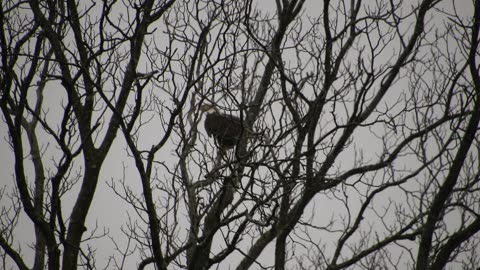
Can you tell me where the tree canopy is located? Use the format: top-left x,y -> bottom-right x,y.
1,0 -> 480,269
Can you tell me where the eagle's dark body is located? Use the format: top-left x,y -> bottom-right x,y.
200,104 -> 244,149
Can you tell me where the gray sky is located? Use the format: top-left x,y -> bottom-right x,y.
0,0 -> 477,269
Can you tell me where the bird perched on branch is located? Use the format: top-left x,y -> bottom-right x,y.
199,104 -> 245,150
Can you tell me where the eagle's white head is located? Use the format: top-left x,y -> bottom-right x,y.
199,104 -> 218,114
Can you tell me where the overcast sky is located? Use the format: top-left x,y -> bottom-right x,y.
0,1 -> 476,269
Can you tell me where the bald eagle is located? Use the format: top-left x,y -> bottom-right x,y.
199,104 -> 244,149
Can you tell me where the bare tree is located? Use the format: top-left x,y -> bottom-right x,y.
1,0 -> 480,270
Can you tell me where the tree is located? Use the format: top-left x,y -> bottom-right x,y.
1,0 -> 479,269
